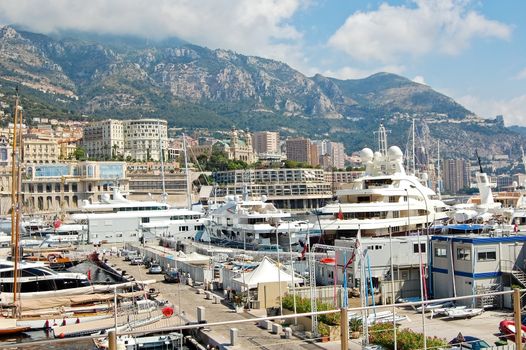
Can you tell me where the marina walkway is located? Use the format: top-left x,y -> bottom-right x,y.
105,252 -> 336,350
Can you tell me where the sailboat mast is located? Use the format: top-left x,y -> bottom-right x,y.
10,93 -> 19,245
436,140 -> 442,199
182,133 -> 192,210
412,119 -> 416,175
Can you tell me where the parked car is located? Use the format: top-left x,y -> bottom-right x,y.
148,264 -> 163,274
164,269 -> 180,283
130,257 -> 143,265
449,335 -> 490,349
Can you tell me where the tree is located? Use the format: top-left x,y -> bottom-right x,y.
73,147 -> 87,160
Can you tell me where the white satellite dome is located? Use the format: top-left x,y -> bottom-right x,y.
374,151 -> 383,160
387,146 -> 403,160
360,148 -> 374,162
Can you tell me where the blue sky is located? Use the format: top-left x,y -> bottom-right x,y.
0,0 -> 525,125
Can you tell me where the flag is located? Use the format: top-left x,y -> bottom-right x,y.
343,229 -> 361,271
300,243 -> 309,260
514,223 -> 519,233
87,269 -> 91,281
337,206 -> 344,220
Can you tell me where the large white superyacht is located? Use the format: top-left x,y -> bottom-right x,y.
314,125 -> 449,243
205,190 -> 315,249
70,187 -> 205,244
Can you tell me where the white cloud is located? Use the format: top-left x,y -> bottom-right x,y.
514,68 -> 526,80
328,0 -> 512,62
0,0 -> 306,68
412,75 -> 426,84
323,65 -> 406,80
457,94 -> 526,126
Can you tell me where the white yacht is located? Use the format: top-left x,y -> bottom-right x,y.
314,125 -> 449,243
205,193 -> 315,249
70,187 -> 205,244
0,259 -> 90,303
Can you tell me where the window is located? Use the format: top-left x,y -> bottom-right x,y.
179,226 -> 189,232
389,196 -> 397,203
434,247 -> 447,258
413,243 -> 426,253
457,248 -> 471,261
141,217 -> 150,223
477,249 -> 496,261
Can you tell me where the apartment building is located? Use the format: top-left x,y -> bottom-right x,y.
252,131 -> 280,155
124,119 -> 167,161
82,119 -> 167,161
212,168 -> 332,210
23,137 -> 60,163
286,138 -> 319,166
443,159 -> 470,194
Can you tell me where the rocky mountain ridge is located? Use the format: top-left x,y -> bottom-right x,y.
0,25 -> 521,158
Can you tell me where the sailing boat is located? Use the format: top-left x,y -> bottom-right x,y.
0,89 -> 29,336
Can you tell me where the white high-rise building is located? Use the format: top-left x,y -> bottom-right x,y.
82,119 -> 167,161
313,140 -> 346,169
252,131 -> 280,155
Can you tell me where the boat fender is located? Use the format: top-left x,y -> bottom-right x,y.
76,318 -> 80,324
44,320 -> 49,328
162,306 -> 174,317
61,319 -> 66,326
58,333 -> 65,339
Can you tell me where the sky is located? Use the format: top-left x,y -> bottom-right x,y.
0,0 -> 525,125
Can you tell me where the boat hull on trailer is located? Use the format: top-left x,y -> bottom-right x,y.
499,320 -> 526,343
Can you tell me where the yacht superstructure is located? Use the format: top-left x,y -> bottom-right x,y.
206,193 -> 315,249
70,187 -> 205,244
314,125 -> 449,243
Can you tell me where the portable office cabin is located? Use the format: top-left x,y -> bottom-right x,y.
430,235 -> 526,307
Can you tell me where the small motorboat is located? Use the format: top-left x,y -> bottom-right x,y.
416,301 -> 454,312
499,320 -> 526,343
445,308 -> 483,319
431,305 -> 467,318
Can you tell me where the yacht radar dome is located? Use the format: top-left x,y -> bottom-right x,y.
360,148 -> 374,162
387,146 -> 403,161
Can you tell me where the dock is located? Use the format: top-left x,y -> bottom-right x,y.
106,245 -> 322,349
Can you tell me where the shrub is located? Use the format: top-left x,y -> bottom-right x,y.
368,323 -> 447,350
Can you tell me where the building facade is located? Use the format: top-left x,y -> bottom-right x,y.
22,137 -> 60,163
20,161 -> 128,213
124,119 -> 167,161
212,168 -> 332,210
252,131 -> 280,155
82,119 -> 124,160
443,159 -> 470,194
286,138 -> 310,163
82,119 -> 167,162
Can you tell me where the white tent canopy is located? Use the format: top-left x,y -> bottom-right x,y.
170,251 -> 210,265
232,256 -> 303,290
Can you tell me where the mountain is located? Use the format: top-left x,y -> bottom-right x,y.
0,25 -> 521,158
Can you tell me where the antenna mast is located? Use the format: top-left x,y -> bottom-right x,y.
376,124 -> 388,156
182,133 -> 192,210
158,121 -> 166,203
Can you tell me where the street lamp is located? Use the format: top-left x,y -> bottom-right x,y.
405,185 -> 427,350
270,219 -> 283,316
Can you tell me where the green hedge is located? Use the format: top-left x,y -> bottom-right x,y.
368,323 -> 447,350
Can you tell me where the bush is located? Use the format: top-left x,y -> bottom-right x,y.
368,323 -> 447,350
281,295 -> 340,325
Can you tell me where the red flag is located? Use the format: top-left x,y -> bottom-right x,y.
514,223 -> 519,233
300,243 -> 309,259
337,207 -> 344,220
53,218 -> 62,229
87,269 -> 91,281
